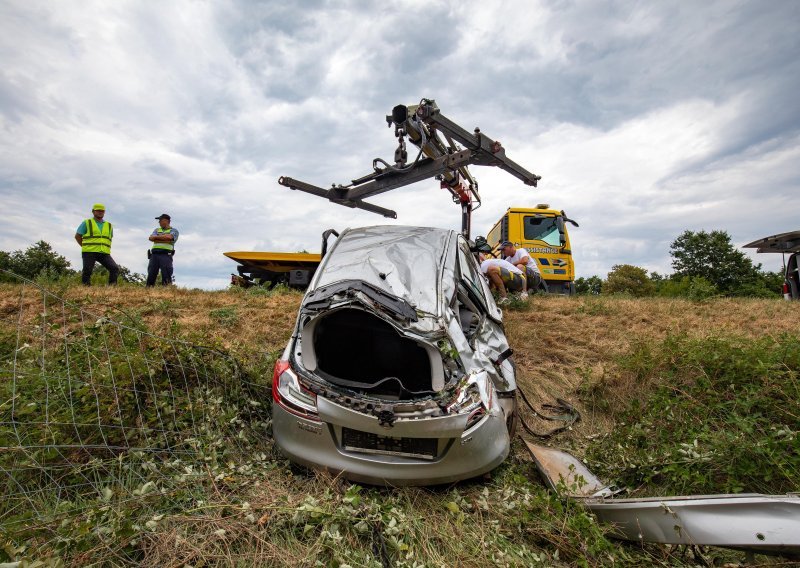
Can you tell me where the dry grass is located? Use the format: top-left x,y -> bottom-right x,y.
4,282 -> 793,433
4,282 -> 794,437
504,295 -> 797,445
3,283 -> 797,566
0,283 -> 301,353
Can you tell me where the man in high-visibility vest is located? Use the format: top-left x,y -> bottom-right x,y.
74,203 -> 119,286
146,213 -> 178,287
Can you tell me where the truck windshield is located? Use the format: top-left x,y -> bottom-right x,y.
523,215 -> 561,247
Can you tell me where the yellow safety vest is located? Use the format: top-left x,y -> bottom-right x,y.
152,228 -> 174,252
81,219 -> 113,254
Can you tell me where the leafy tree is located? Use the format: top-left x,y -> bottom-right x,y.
0,241 -> 74,281
670,230 -> 762,294
1,241 -> 144,286
603,264 -> 654,297
762,270 -> 786,294
575,275 -> 603,295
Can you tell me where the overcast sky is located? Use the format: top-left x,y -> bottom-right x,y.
1,0 -> 798,288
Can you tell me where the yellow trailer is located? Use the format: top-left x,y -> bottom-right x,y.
224,251 -> 321,288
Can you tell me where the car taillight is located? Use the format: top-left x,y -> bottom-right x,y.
447,383 -> 490,432
465,407 -> 487,430
272,359 -> 319,420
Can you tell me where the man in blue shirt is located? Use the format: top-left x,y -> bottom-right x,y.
146,213 -> 179,287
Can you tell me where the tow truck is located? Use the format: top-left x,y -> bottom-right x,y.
277,99 -> 540,237
226,99 -> 542,286
486,204 -> 579,294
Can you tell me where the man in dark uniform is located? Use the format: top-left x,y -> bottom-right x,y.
146,213 -> 178,287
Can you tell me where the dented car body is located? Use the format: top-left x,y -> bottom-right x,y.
272,225 -> 517,485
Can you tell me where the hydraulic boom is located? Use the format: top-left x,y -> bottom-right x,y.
278,99 -> 541,238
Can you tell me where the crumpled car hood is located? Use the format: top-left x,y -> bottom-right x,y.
294,224 -> 516,407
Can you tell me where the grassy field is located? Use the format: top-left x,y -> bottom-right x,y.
1,283 -> 798,567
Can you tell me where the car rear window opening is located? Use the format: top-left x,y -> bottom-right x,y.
312,308 -> 433,398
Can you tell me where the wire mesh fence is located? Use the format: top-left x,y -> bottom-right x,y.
0,271 -> 273,563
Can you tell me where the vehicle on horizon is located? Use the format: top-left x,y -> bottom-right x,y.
743,230 -> 800,300
271,225 -> 518,485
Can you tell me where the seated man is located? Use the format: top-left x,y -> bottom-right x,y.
480,255 -> 525,304
500,241 -> 541,297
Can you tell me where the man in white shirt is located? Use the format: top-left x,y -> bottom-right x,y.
500,241 -> 541,297
479,256 -> 525,304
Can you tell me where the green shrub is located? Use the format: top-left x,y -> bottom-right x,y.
603,265 -> 654,297
585,333 -> 800,496
656,275 -> 718,300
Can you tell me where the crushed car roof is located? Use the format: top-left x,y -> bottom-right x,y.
311,225 -> 453,315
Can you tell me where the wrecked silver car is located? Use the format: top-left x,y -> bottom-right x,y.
272,225 -> 517,485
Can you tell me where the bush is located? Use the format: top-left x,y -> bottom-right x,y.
656,275 -> 718,300
0,241 -> 144,286
602,264 -> 654,297
574,275 -> 602,295
585,333 -> 800,496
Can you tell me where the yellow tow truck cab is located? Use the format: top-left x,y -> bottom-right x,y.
485,204 -> 579,295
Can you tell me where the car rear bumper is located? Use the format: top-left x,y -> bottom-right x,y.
272,396 -> 510,486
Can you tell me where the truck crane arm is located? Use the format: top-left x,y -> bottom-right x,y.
278,99 -> 541,238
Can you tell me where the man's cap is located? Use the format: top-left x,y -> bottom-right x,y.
92,203 -> 105,211
155,213 -> 171,220
500,240 -> 514,248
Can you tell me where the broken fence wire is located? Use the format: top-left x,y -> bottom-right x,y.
0,270 -> 272,560
516,387 -> 581,439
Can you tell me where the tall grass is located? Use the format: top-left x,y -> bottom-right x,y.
583,332 -> 800,496
2,285 -> 797,566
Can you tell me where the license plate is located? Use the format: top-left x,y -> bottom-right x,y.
341,427 -> 437,460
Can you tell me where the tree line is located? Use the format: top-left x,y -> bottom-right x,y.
0,240 -> 144,285
575,230 -> 784,298
0,230 -> 785,298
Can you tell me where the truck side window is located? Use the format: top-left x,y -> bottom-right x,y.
523,215 -> 561,247
487,221 -> 503,250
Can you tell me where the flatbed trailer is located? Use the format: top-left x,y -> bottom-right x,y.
224,251 -> 321,288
